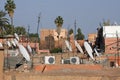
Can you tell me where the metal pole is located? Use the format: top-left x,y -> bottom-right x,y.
116,33 -> 119,65
74,20 -> 76,40
37,13 -> 41,35
35,13 -> 41,52
27,25 -> 30,43
116,31 -> 119,66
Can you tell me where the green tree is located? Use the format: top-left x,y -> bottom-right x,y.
68,28 -> 73,35
5,0 -> 16,34
4,24 -> 12,35
75,28 -> 84,40
14,26 -> 26,35
29,33 -> 39,42
0,11 -> 9,36
29,33 -> 38,37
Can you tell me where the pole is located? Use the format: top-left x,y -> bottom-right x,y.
74,20 -> 76,40
27,25 -> 30,43
35,13 -> 41,52
74,20 -> 77,55
67,25 -> 70,57
116,31 -> 119,66
37,13 -> 41,35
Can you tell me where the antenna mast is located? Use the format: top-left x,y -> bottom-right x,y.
35,13 -> 41,52
74,20 -> 77,39
37,13 -> 41,35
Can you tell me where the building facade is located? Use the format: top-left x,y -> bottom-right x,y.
97,25 -> 120,66
88,33 -> 97,47
40,29 -> 67,49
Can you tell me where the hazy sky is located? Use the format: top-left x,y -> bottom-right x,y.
0,0 -> 120,38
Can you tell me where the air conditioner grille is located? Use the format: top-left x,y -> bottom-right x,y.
70,57 -> 79,64
48,57 -> 54,64
71,58 -> 77,63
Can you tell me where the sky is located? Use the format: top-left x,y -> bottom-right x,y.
0,0 -> 120,38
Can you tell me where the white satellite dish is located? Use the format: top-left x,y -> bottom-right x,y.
0,42 -> 3,47
65,40 -> 72,52
11,40 -> 16,47
7,41 -> 11,47
94,48 -> 100,57
18,44 -> 30,61
13,39 -> 19,46
84,41 -> 95,60
14,33 -> 19,41
27,44 -> 32,53
74,40 -> 84,54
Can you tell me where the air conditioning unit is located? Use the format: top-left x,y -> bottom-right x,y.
61,59 -> 70,64
70,57 -> 80,64
44,56 -> 55,64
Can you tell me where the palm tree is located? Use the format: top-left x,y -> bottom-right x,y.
0,11 -> 9,36
54,16 -> 64,48
4,0 -> 16,34
54,16 -> 64,36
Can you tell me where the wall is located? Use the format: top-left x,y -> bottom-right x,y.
0,49 -> 4,80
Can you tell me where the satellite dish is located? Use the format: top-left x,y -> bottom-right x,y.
74,40 -> 84,54
14,33 -> 19,41
14,39 -> 19,46
7,41 -> 11,47
11,40 -> 16,47
94,48 -> 100,57
65,40 -> 72,52
18,44 -> 30,61
84,41 -> 95,60
0,42 -> 3,47
27,44 -> 32,53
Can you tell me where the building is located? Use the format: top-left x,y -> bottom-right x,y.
88,33 -> 97,46
40,29 -> 67,49
103,26 -> 120,54
97,25 -> 120,66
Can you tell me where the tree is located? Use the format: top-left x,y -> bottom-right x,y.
29,33 -> 38,37
75,28 -> 84,40
0,11 -> 9,36
99,19 -> 111,26
5,0 -> 16,34
54,16 -> 64,48
4,24 -> 12,35
14,26 -> 26,35
54,16 -> 64,37
68,28 -> 73,35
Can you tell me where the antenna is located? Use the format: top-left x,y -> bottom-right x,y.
74,20 -> 77,39
116,31 -> 119,66
35,13 -> 41,51
27,25 -> 30,43
67,25 -> 70,39
37,13 -> 41,35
